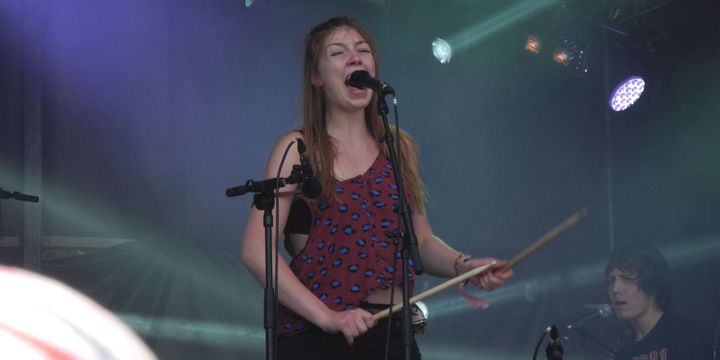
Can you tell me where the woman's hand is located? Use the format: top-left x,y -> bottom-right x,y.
460,258 -> 513,290
456,257 -> 514,309
317,308 -> 377,346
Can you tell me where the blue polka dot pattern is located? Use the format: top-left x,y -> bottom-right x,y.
277,153 -> 416,335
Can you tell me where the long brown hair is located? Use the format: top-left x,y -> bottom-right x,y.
301,16 -> 427,214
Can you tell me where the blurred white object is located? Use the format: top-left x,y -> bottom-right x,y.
0,265 -> 157,360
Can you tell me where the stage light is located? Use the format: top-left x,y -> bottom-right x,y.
609,75 -> 645,111
524,34 -> 542,54
426,235 -> 719,319
432,38 -> 452,64
245,0 -> 254,7
551,36 -> 589,75
429,0 -> 559,65
552,48 -> 571,65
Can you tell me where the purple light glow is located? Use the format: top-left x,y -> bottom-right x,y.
609,76 -> 645,112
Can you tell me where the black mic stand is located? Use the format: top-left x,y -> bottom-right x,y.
533,324 -> 564,360
255,188 -> 278,360
0,188 -> 40,259
547,339 -> 564,359
374,91 -> 424,360
566,326 -> 622,359
225,164 -> 305,360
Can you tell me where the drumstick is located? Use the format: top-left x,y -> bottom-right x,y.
503,207 -> 588,270
373,207 -> 588,321
372,262 -> 496,321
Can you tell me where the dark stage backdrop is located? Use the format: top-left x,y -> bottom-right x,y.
1,0 -> 719,359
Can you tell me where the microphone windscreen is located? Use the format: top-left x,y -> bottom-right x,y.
302,180 -> 322,199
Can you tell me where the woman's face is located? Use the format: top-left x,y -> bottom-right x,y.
314,26 -> 376,115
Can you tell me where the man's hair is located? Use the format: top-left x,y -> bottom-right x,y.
605,244 -> 672,311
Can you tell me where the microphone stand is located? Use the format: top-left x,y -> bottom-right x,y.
225,164 -> 304,360
533,324 -> 564,360
374,92 -> 424,360
546,337 -> 564,360
566,326 -> 622,359
0,188 -> 40,258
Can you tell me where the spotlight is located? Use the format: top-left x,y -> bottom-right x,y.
552,48 -> 571,65
551,36 -> 589,74
524,34 -> 542,54
245,0 -> 254,7
609,76 -> 645,111
432,38 -> 452,64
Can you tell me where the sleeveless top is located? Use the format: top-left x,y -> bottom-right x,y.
277,152 -> 416,335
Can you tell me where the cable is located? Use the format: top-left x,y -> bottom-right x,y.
382,95 -> 404,360
533,326 -> 550,360
272,140 -> 296,358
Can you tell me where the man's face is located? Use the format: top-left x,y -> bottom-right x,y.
606,268 -> 657,321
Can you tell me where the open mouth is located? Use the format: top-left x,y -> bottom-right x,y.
346,83 -> 368,94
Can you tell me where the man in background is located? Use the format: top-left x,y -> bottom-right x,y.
605,244 -> 713,359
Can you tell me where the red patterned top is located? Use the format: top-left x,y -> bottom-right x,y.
277,153 -> 416,335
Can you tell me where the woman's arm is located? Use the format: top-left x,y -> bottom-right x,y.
239,131 -> 375,345
413,211 -> 513,292
398,130 -> 513,288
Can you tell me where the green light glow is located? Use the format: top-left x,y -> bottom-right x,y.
421,342 -> 526,359
120,314 -> 263,349
446,0 -> 560,53
428,235 -> 720,318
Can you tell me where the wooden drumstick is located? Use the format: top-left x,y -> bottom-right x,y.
372,207 -> 588,321
503,207 -> 588,270
372,262 -> 496,321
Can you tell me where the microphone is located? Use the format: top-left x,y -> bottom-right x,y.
296,138 -> 321,199
566,304 -> 613,330
345,70 -> 395,95
545,324 -> 564,360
